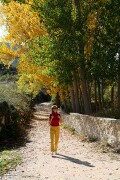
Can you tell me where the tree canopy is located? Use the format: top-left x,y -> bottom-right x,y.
0,0 -> 119,116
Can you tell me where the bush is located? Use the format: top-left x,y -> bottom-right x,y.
0,82 -> 32,140
0,74 -> 18,82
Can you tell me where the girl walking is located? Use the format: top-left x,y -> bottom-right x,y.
49,105 -> 62,156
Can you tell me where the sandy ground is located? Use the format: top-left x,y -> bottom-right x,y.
1,104 -> 120,180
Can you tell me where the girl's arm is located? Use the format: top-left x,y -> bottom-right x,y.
49,115 -> 53,125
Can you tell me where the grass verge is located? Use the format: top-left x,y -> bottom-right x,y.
62,123 -> 85,138
0,150 -> 22,176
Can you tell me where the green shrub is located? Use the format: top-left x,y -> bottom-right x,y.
0,82 -> 32,140
0,82 -> 31,111
0,74 -> 18,82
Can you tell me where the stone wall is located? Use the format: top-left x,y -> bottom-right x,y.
62,113 -> 120,147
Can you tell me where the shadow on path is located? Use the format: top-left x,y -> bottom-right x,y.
52,154 -> 95,167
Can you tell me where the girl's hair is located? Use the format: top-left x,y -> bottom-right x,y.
51,105 -> 58,113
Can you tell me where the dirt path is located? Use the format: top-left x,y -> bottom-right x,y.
1,103 -> 120,180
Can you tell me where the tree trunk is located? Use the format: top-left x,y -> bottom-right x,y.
63,99 -> 67,112
55,92 -> 61,108
118,75 -> 120,111
73,75 -> 80,113
61,92 -> 67,112
118,52 -> 120,112
101,80 -> 104,108
73,0 -> 91,114
79,68 -> 91,114
94,80 -> 98,112
66,86 -> 72,112
69,85 -> 76,112
79,86 -> 84,113
87,80 -> 92,110
97,79 -> 102,110
111,86 -> 114,109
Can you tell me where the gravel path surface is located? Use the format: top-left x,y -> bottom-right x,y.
1,103 -> 120,180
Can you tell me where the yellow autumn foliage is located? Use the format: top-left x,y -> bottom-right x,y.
17,53 -> 57,95
0,1 -> 58,96
0,43 -> 18,66
0,1 -> 46,44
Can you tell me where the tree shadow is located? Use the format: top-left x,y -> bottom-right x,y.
0,123 -> 33,152
0,136 -> 29,152
52,154 -> 95,167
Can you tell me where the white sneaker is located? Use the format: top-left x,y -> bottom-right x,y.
51,152 -> 54,156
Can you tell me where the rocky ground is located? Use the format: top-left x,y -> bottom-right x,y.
0,103 -> 120,180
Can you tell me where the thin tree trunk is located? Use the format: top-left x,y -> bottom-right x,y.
97,79 -> 102,110
69,85 -> 76,112
63,99 -> 67,112
79,68 -> 91,114
77,73 -> 83,113
66,86 -> 72,112
118,80 -> 120,109
118,75 -> 120,111
79,86 -> 84,113
101,80 -> 104,108
94,80 -> 98,112
73,0 -> 91,114
111,86 -> 114,109
118,52 -> 120,112
87,80 -> 92,111
61,92 -> 67,112
73,75 -> 80,113
55,92 -> 61,108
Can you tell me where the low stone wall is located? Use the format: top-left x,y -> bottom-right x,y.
62,113 -> 120,147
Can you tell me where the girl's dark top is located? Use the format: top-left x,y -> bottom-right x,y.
49,112 -> 61,126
